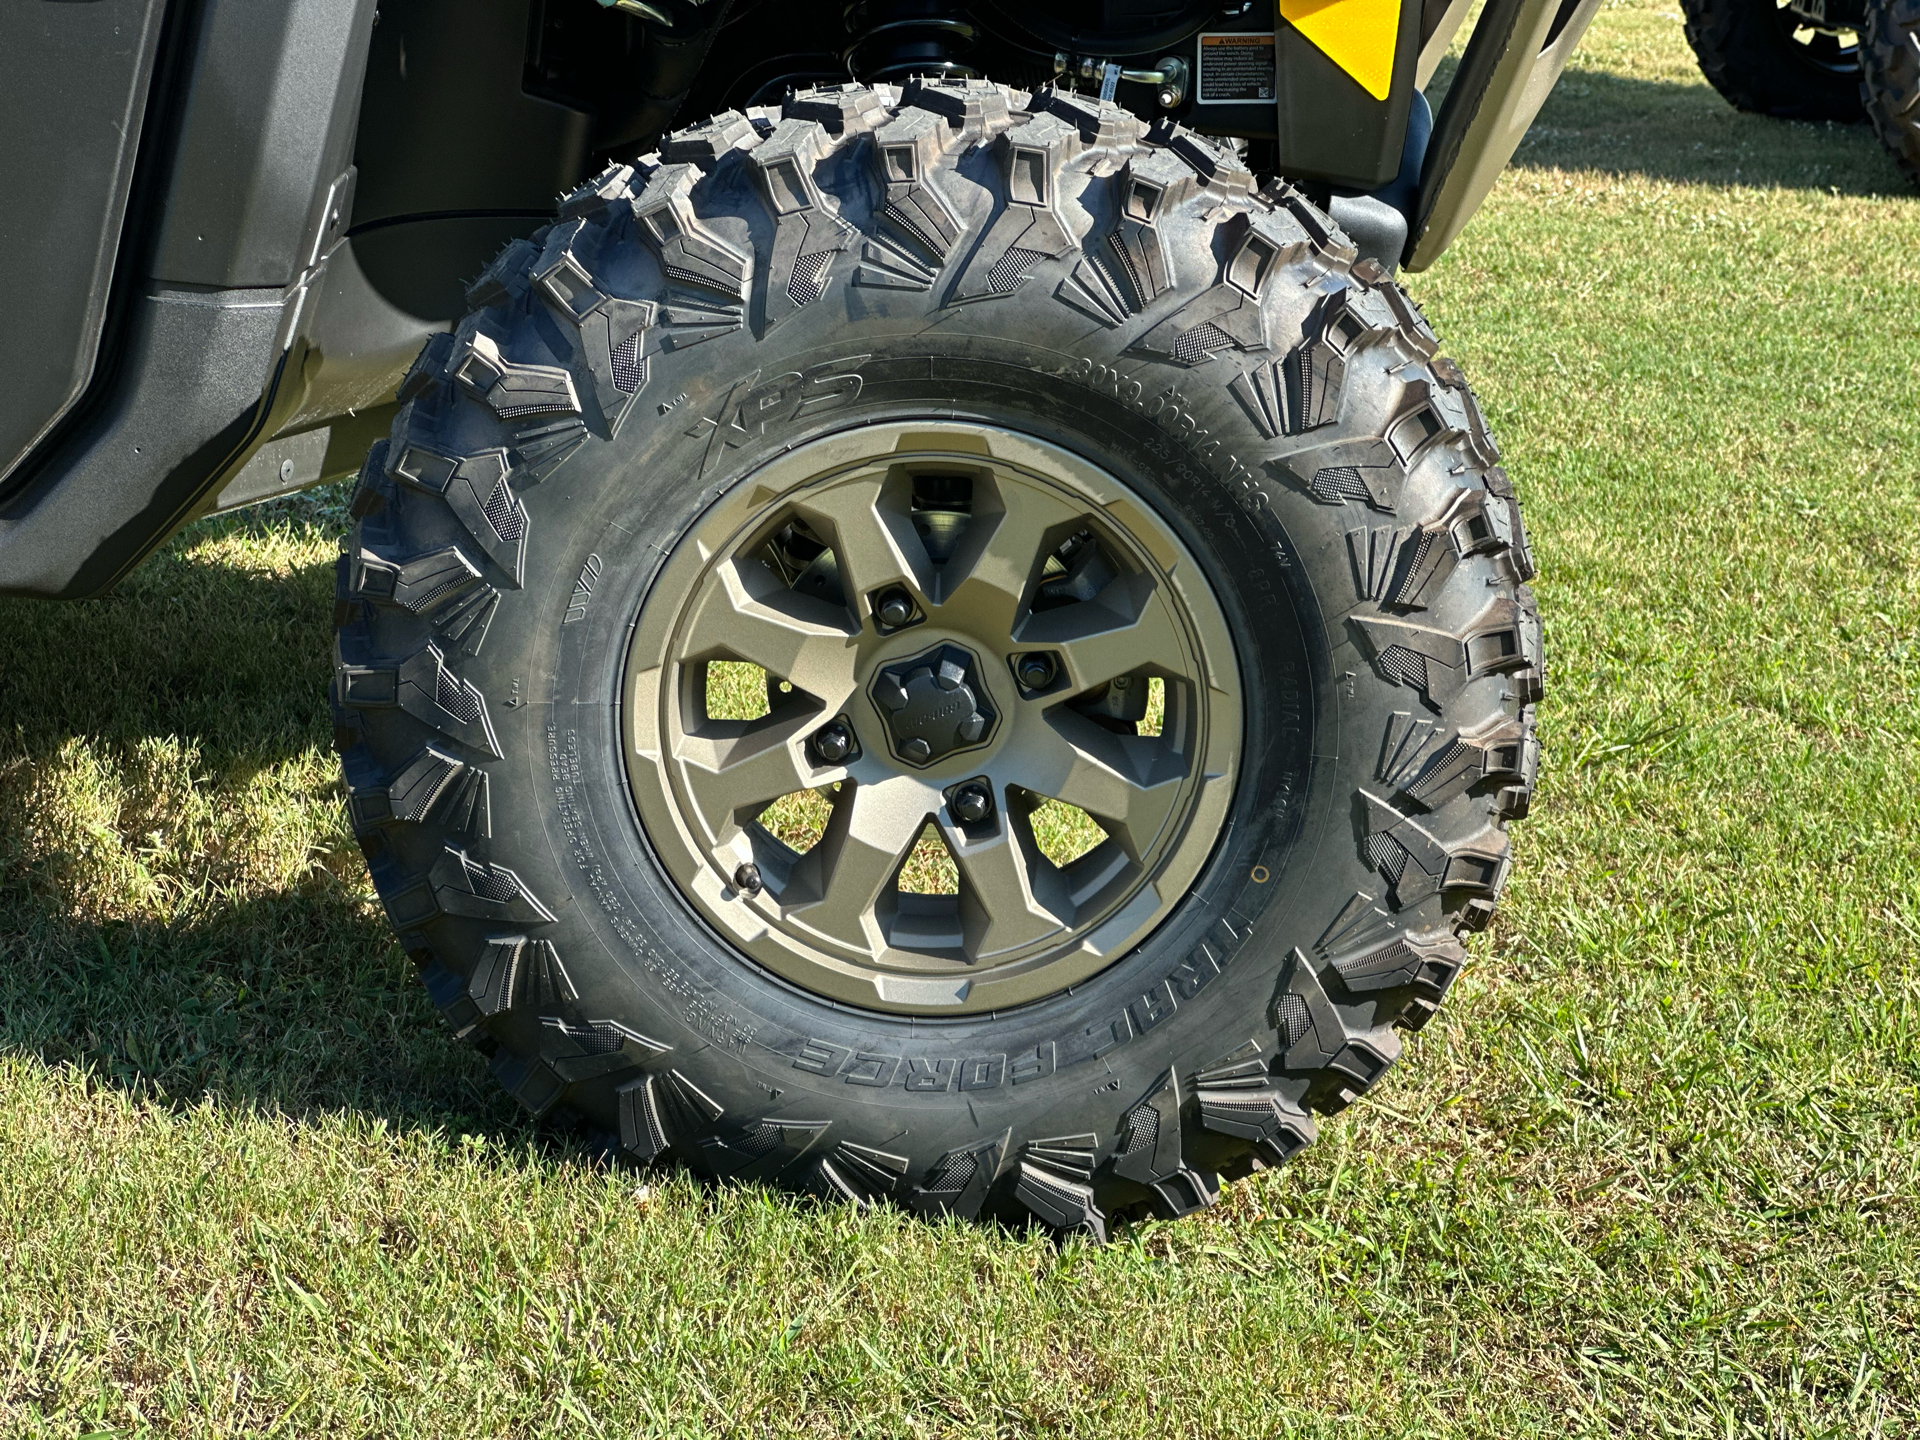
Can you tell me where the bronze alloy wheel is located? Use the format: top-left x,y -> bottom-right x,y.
623,422 -> 1241,1014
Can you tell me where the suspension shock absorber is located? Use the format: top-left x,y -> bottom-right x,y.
842,0 -> 980,81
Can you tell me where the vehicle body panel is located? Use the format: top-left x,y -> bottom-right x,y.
0,0 -> 1594,597
0,0 -> 167,487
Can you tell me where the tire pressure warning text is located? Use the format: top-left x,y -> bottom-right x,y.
1196,32 -> 1278,104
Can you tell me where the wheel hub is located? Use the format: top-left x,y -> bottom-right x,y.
872,643 -> 996,766
621,421 -> 1243,1015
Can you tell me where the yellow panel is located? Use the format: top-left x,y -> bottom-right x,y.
1279,0 -> 1402,101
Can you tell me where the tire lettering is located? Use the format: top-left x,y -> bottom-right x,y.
903,1057 -> 958,1092
1056,356 -> 1268,513
1172,942 -> 1222,998
1011,1042 -> 1056,1083
793,1038 -> 850,1075
1061,1011 -> 1133,1066
562,553 -> 602,625
689,357 -> 869,476
1130,980 -> 1177,1031
839,1050 -> 900,1087
841,918 -> 1258,1091
958,1054 -> 1005,1090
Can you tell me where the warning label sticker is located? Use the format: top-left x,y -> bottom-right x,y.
1196,32 -> 1277,104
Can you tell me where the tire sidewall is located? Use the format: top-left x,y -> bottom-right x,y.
478,324 -> 1367,1162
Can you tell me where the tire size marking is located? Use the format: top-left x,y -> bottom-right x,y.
546,723 -> 757,1049
1054,357 -> 1272,514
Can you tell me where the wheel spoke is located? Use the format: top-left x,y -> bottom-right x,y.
1003,712 -> 1185,861
792,481 -> 936,614
941,814 -> 1064,955
684,560 -> 860,709
1019,572 -> 1188,693
788,776 -> 934,951
937,478 -> 1089,635
676,711 -> 827,842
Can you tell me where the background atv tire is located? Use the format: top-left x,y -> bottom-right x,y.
1861,0 -> 1920,184
332,81 -> 1541,1236
1681,0 -> 1867,119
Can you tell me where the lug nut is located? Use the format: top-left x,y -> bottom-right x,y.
1016,652 -> 1055,690
811,720 -> 853,764
733,862 -> 763,896
951,783 -> 993,824
874,588 -> 914,628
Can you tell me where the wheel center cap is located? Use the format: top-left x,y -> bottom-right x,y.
870,642 -> 997,766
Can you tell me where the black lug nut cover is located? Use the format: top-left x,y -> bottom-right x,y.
951,783 -> 992,824
1017,653 -> 1053,688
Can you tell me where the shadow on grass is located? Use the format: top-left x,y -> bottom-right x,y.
1433,62 -> 1909,196
0,887 -> 529,1138
0,542 -> 336,774
0,487 -> 540,1139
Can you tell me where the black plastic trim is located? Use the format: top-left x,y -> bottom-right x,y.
1410,0 -> 1528,244
0,0 -> 170,490
0,0 -> 380,599
0,288 -> 288,598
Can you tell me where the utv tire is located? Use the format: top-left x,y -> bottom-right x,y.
1861,0 -> 1920,184
1681,0 -> 1866,119
333,81 -> 1541,1236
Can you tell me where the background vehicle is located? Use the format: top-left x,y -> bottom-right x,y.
1679,0 -> 1920,188
1679,0 -> 1869,120
0,0 -> 1584,1234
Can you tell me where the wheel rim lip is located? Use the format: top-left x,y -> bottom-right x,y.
621,419 -> 1244,1017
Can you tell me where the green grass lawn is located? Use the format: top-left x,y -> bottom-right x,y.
2,3 -> 1917,1432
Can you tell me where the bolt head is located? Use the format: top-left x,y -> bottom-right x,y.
876,589 -> 914,628
733,862 -> 763,896
1017,654 -> 1054,689
952,784 -> 992,824
812,722 -> 852,763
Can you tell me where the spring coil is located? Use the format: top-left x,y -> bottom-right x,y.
842,0 -> 980,81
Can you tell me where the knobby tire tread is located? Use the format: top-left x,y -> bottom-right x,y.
1861,0 -> 1920,183
331,80 -> 1543,1237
